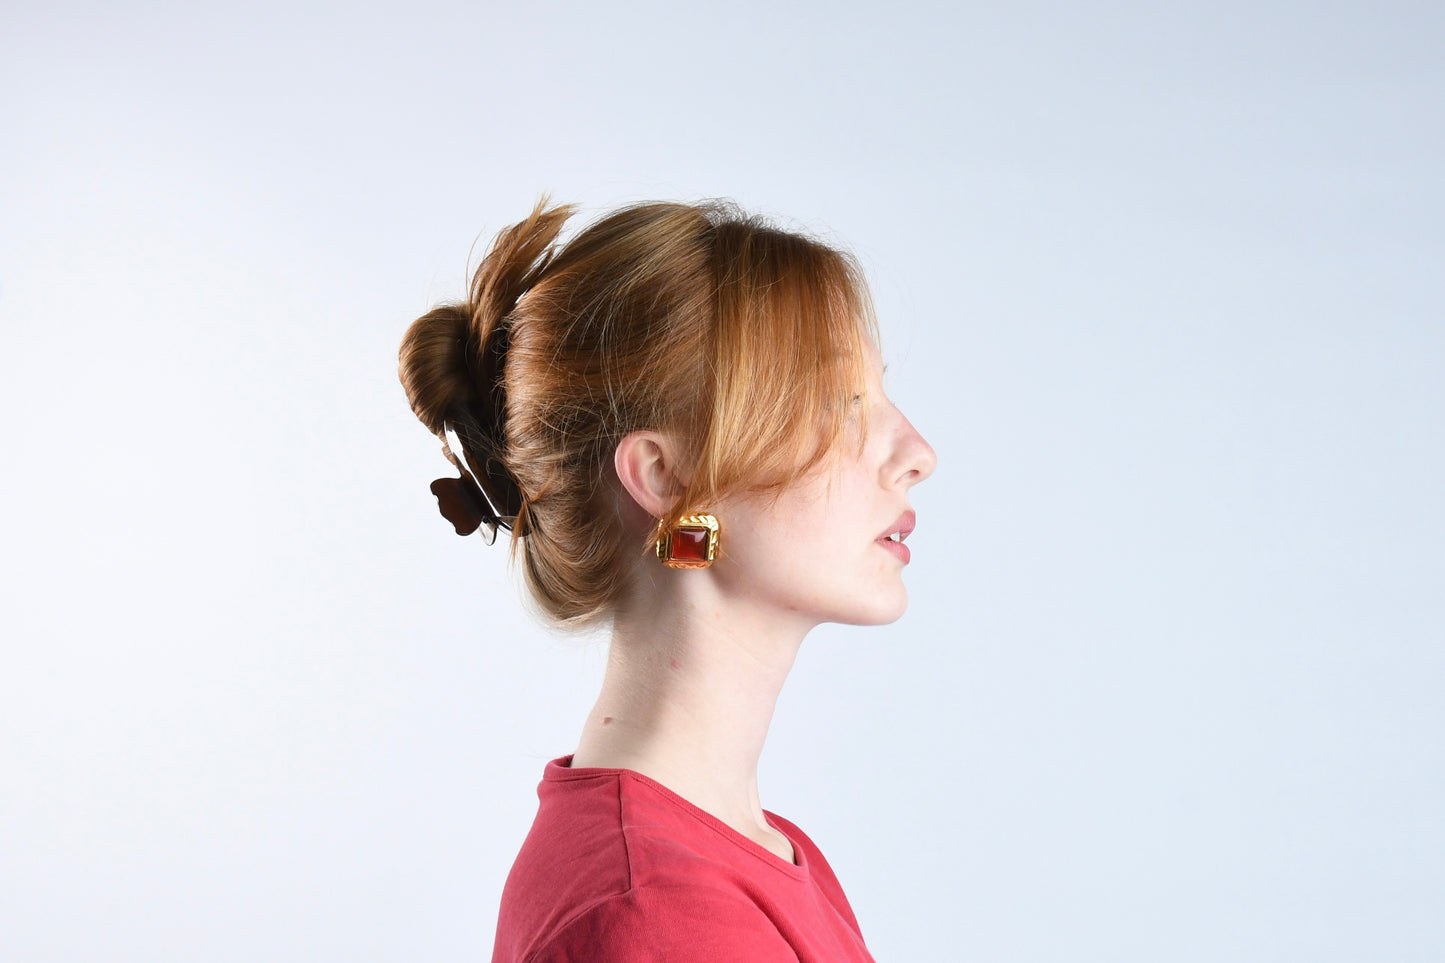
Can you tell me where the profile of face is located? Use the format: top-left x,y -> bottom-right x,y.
708,341 -> 937,628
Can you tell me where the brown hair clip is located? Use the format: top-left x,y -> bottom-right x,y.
433,423 -> 509,544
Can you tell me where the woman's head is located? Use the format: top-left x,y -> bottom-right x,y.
399,199 -> 897,626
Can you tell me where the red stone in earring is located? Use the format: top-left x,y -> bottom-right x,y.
655,513 -> 720,569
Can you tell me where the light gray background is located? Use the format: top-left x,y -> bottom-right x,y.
3,2 -> 1442,960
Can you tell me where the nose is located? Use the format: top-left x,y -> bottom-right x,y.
891,412 -> 936,488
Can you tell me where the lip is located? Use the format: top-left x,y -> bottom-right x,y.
876,510 -> 916,563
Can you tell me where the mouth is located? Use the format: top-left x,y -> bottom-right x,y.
878,508 -> 913,540
877,510 -> 916,545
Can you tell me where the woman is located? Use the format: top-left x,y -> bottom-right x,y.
399,199 -> 935,962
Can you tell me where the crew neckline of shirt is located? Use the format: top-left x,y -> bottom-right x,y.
545,754 -> 810,879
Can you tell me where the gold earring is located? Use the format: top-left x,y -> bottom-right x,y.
655,513 -> 720,569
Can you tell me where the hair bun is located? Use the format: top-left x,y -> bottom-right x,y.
398,302 -> 474,436
400,300 -> 525,534
400,202 -> 575,540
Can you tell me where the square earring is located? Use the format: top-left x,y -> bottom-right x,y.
655,513 -> 720,569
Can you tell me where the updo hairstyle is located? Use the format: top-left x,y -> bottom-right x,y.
399,199 -> 877,626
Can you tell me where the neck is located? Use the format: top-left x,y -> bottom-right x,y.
570,573 -> 812,854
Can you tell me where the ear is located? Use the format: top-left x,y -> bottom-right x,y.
614,430 -> 688,519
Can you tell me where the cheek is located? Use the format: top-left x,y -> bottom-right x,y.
714,465 -> 874,580
719,495 -> 830,581
766,487 -> 843,550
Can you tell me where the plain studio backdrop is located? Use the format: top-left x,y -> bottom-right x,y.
2,2 -> 1442,960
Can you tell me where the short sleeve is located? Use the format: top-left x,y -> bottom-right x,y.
527,884 -> 800,963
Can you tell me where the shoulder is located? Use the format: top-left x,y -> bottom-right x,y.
526,884 -> 799,963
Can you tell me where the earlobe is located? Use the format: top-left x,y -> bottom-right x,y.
614,430 -> 687,519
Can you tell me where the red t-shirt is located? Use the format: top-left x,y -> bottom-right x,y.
492,756 -> 875,962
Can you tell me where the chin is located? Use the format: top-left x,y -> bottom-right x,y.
832,587 -> 910,627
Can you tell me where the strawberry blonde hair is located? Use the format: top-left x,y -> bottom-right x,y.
399,199 -> 877,626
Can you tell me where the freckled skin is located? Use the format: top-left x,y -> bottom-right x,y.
706,342 -> 937,628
